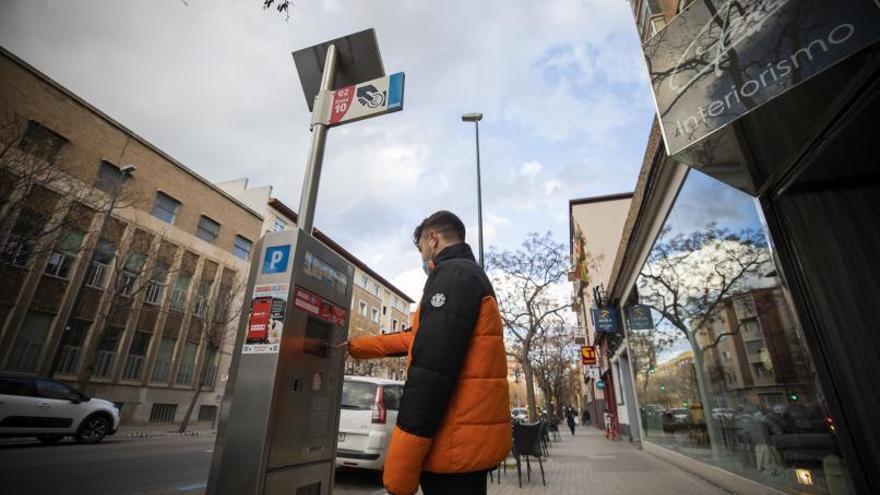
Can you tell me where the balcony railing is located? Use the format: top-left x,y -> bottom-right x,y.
151,360 -> 171,383
121,355 -> 145,380
56,345 -> 82,375
93,350 -> 116,378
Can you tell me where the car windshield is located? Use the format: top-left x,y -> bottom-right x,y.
341,381 -> 377,410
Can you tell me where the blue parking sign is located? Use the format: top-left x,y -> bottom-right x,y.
263,245 -> 291,274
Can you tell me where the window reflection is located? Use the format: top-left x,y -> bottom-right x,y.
630,171 -> 853,494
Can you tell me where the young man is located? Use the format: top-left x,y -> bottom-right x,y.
343,211 -> 510,495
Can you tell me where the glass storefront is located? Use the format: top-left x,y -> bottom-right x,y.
627,169 -> 855,494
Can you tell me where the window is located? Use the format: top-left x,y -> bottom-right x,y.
145,261 -> 169,305
392,319 -> 398,331
44,229 -> 84,279
273,217 -> 287,232
359,275 -> 368,288
721,350 -> 731,361
119,253 -> 145,297
35,379 -> 73,400
233,235 -> 252,260
3,208 -> 47,267
56,319 -> 89,375
177,342 -> 198,385
198,405 -> 218,423
371,307 -> 379,323
151,337 -> 176,383
122,332 -> 151,380
200,346 -> 219,387
359,300 -> 368,317
341,381 -> 378,410
151,192 -> 180,224
196,216 -> 220,243
7,311 -> 53,371
0,377 -> 35,397
383,385 -> 403,410
170,274 -> 191,311
650,14 -> 666,35
17,120 -> 66,162
149,403 -> 178,423
372,283 -> 380,296
382,306 -> 387,316
94,160 -> 128,193
85,239 -> 116,289
93,327 -> 122,378
193,281 -> 210,319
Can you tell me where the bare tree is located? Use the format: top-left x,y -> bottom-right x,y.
530,320 -> 579,420
637,223 -> 773,456
487,232 -> 572,420
178,272 -> 247,433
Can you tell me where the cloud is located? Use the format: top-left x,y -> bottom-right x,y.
0,0 -> 656,293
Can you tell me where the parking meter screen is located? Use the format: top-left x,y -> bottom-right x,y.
302,316 -> 332,358
304,251 -> 347,294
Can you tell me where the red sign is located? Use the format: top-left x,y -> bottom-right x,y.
329,86 -> 354,124
294,287 -> 347,326
581,346 -> 597,365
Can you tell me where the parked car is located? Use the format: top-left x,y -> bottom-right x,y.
0,374 -> 120,444
335,375 -> 403,470
510,407 -> 528,423
662,408 -> 692,433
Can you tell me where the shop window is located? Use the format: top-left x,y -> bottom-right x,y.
628,169 -> 853,493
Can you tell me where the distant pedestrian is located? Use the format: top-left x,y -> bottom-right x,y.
565,406 -> 576,435
581,409 -> 590,426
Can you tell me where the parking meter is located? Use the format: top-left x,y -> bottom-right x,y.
207,229 -> 353,495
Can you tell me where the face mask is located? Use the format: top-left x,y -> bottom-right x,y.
422,259 -> 431,276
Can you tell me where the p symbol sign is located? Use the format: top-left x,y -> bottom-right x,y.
263,245 -> 291,274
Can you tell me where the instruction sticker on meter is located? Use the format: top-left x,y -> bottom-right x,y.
243,283 -> 288,354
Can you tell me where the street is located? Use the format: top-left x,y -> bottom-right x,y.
0,434 -> 385,495
0,428 -> 727,495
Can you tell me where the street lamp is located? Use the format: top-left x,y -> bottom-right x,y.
461,112 -> 484,268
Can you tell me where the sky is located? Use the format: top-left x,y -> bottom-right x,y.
0,0 -> 657,302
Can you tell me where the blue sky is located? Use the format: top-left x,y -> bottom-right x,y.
0,0 -> 657,300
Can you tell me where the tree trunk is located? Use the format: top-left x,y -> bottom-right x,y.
179,386 -> 202,433
688,336 -> 722,460
521,353 -> 538,421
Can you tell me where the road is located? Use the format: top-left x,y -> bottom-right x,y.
0,434 -> 384,494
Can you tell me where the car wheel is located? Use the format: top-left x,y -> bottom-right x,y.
37,435 -> 64,445
75,415 -> 110,444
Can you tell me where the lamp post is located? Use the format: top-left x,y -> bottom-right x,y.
461,112 -> 484,268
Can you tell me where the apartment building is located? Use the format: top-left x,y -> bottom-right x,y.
0,46 -> 263,428
216,179 -> 414,380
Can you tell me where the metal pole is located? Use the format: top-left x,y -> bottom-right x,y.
475,121 -> 484,268
297,44 -> 337,234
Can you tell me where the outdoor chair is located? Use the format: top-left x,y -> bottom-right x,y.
548,421 -> 561,442
512,421 -> 546,487
539,420 -> 550,457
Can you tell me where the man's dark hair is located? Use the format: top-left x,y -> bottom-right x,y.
413,210 -> 466,244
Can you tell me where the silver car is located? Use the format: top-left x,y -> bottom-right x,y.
0,375 -> 120,444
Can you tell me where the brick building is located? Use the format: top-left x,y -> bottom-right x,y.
0,45 -> 264,428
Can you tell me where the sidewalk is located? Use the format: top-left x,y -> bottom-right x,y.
486,427 -> 730,495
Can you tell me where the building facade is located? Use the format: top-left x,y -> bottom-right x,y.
568,194 -> 634,433
0,47 -> 263,428
216,179 -> 414,380
592,1 -> 880,494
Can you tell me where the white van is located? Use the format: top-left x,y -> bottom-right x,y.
335,375 -> 403,470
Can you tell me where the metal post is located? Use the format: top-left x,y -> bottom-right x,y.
297,44 -> 337,234
474,120 -> 484,268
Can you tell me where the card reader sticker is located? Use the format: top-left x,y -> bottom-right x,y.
242,283 -> 288,354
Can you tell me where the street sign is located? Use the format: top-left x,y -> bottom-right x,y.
592,307 -> 618,333
315,72 -> 405,127
624,304 -> 654,331
581,345 -> 597,366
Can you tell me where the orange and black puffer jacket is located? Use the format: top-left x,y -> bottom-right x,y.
349,242 -> 510,495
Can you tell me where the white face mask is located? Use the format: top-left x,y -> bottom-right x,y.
421,238 -> 437,275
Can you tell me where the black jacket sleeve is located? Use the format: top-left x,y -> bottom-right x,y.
396,261 -> 484,438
